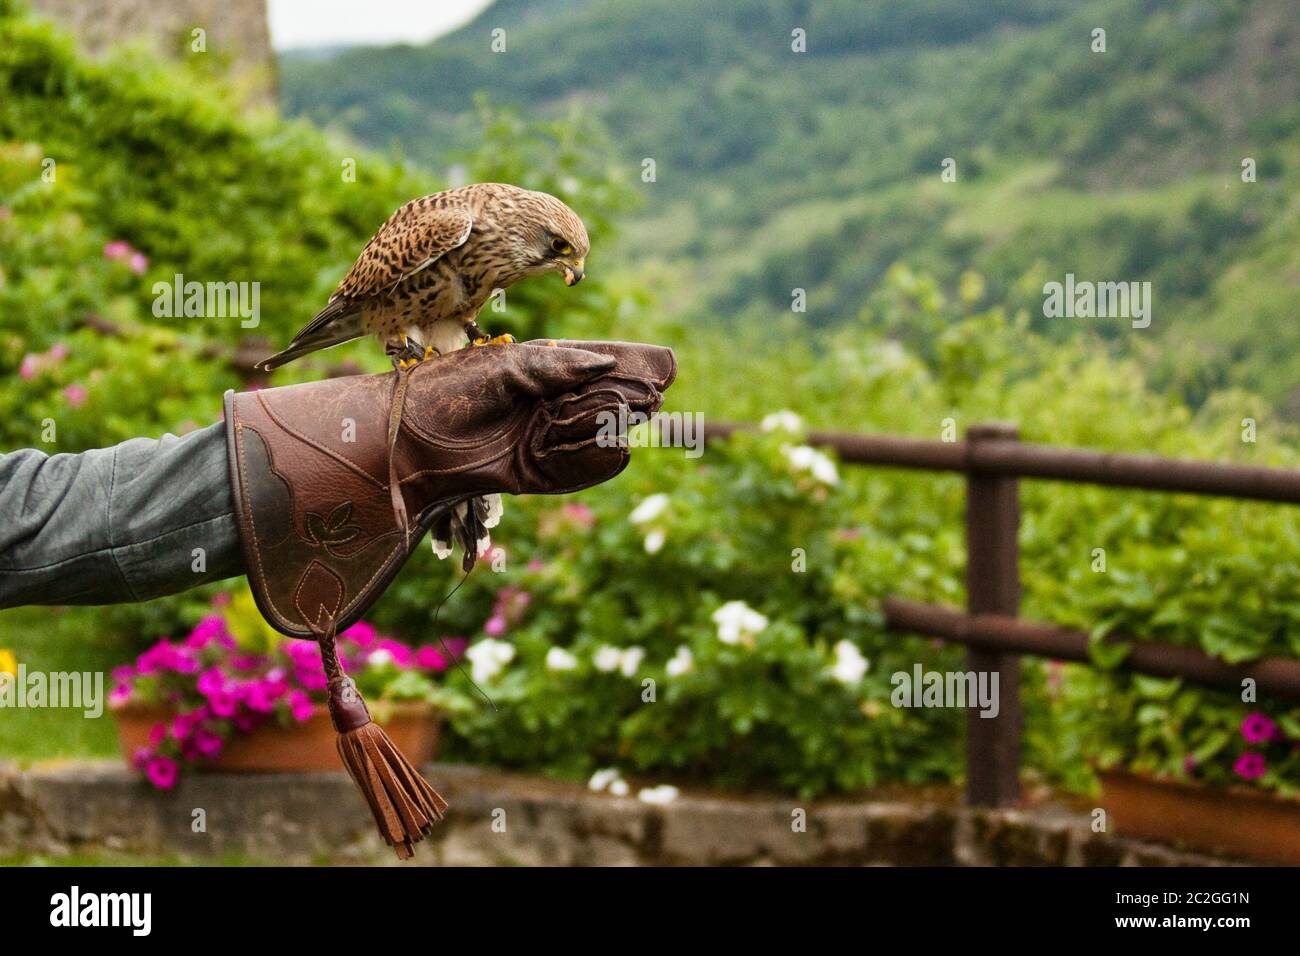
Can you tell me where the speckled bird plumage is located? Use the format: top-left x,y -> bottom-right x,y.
256,182 -> 589,369
256,183 -> 590,571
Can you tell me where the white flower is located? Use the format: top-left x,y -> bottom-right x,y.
782,444 -> 839,485
665,646 -> 694,677
619,646 -> 645,677
546,647 -> 578,672
609,778 -> 630,797
588,767 -> 622,792
594,645 -> 623,672
465,638 -> 515,684
830,640 -> 869,685
761,409 -> 804,434
638,785 -> 680,806
629,493 -> 669,524
643,528 -> 666,554
712,600 -> 768,645
366,648 -> 394,668
595,645 -> 644,676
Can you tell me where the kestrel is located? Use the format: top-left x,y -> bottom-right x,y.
255,182 -> 591,570
256,182 -> 589,370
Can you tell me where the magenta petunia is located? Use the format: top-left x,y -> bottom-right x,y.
145,755 -> 179,790
484,614 -> 507,637
295,668 -> 327,692
185,614 -> 227,649
196,666 -> 228,698
287,689 -> 314,722
1233,752 -> 1267,780
207,688 -> 239,718
342,621 -> 378,647
111,664 -> 135,683
190,728 -> 223,759
414,646 -> 447,672
109,683 -> 132,706
374,638 -> 414,668
1240,712 -> 1277,745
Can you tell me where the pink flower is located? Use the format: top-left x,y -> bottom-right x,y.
147,723 -> 166,747
287,689 -> 314,722
415,646 -> 448,671
244,679 -> 283,713
1241,712 -> 1278,745
103,240 -> 131,260
170,709 -> 207,741
562,501 -> 596,528
1233,752 -> 1267,780
109,683 -> 131,706
191,728 -> 223,759
208,688 -> 239,718
232,711 -> 262,733
484,614 -> 507,637
1182,754 -> 1197,774
47,343 -> 67,362
185,614 -> 227,649
131,747 -> 152,771
136,640 -> 200,677
145,755 -> 179,790
295,668 -> 327,692
110,664 -> 135,683
527,558 -> 545,572
196,666 -> 227,698
373,638 -> 414,668
129,251 -> 148,275
62,384 -> 87,408
442,637 -> 468,659
342,621 -> 378,647
18,354 -> 38,380
210,591 -> 232,608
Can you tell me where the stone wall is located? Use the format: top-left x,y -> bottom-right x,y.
28,0 -> 274,101
0,761 -> 1237,866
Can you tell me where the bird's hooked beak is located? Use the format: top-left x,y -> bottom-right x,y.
562,258 -> 585,286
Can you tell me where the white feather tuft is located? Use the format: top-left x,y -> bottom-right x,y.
482,493 -> 504,529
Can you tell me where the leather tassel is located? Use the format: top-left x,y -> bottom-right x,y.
319,623 -> 447,859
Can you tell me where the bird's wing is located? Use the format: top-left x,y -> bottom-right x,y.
333,205 -> 474,301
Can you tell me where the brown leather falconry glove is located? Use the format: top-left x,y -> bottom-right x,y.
223,339 -> 675,858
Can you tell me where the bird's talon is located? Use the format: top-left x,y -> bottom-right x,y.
488,333 -> 516,345
471,336 -> 491,347
423,345 -> 437,360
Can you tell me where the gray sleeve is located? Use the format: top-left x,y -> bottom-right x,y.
0,421 -> 245,607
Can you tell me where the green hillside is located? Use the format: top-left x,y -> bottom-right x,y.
281,0 -> 1300,412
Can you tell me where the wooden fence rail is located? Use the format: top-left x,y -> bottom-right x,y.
703,419 -> 1300,806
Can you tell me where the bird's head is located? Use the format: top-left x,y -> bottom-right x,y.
518,190 -> 590,286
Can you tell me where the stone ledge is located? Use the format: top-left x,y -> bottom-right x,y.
0,760 -> 1237,866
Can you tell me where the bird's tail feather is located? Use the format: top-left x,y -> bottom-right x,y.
255,300 -> 366,371
431,495 -> 503,570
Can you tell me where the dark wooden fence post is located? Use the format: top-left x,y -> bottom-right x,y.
964,423 -> 1022,806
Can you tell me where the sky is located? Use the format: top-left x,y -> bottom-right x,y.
266,0 -> 495,50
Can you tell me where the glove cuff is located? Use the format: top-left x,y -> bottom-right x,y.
224,379 -> 435,638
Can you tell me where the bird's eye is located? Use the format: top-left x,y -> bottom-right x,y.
551,238 -> 572,256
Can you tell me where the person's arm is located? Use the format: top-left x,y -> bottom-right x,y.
0,421 -> 244,607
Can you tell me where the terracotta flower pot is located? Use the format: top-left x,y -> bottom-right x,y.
1099,769 -> 1300,864
113,702 -> 442,772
